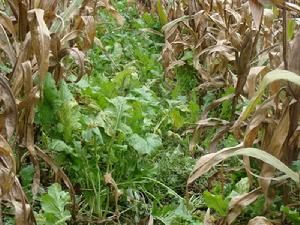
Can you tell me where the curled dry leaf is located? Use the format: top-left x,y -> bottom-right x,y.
0,24 -> 16,64
259,104 -> 290,208
246,67 -> 270,99
201,94 -> 234,120
243,97 -> 275,186
0,135 -> 35,225
227,188 -> 262,224
188,147 -> 299,185
248,216 -> 273,225
234,70 -> 300,129
288,29 -> 300,96
104,173 -> 122,217
209,123 -> 233,153
0,135 -> 15,196
99,0 -> 125,25
189,118 -> 230,154
147,215 -> 154,225
204,208 -> 215,225
59,47 -> 86,83
0,75 -> 17,140
27,9 -> 51,93
249,0 -> 264,30
188,144 -> 243,185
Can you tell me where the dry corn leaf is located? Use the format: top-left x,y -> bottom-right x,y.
0,24 -> 16,65
227,188 -> 262,224
0,75 -> 17,140
27,9 -> 50,93
249,0 -> 264,30
234,70 -> 300,129
188,147 -> 299,185
259,105 -> 290,208
248,216 -> 273,225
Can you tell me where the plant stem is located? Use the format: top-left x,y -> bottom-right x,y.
282,7 -> 288,70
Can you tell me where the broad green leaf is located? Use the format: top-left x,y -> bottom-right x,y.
203,191 -> 229,216
19,165 -> 34,187
171,109 -> 184,129
49,139 -> 73,154
117,122 -> 133,134
128,133 -> 162,154
40,183 -> 71,225
154,200 -> 202,225
0,63 -> 12,73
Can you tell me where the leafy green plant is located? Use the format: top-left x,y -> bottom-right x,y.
203,191 -> 229,217
281,206 -> 300,225
36,183 -> 71,225
153,200 -> 202,225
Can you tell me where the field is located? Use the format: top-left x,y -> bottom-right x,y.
0,0 -> 300,225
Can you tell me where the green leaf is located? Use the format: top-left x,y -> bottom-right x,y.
292,160 -> 300,172
171,109 -> 184,129
19,165 -> 35,187
154,200 -> 202,225
0,64 -> 12,73
235,177 -> 250,194
287,19 -> 296,40
128,133 -> 162,154
157,0 -> 168,26
281,206 -> 300,224
37,74 -> 60,127
39,183 -> 71,225
203,191 -> 229,216
49,139 -> 73,154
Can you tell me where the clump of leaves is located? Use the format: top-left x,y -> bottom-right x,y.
36,183 -> 71,225
281,206 -> 300,225
153,200 -> 202,225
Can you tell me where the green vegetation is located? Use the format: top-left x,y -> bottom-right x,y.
34,1 -> 201,223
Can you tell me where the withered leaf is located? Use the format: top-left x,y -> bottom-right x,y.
227,188 -> 262,224
248,216 -> 273,225
249,0 -> 264,30
27,9 -> 51,94
0,75 -> 17,140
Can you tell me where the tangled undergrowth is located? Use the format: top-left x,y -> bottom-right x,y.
0,0 -> 300,224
